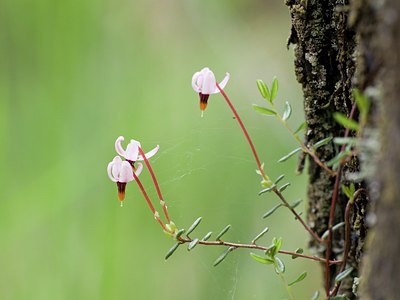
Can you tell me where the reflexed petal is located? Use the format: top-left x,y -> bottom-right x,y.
134,163 -> 143,177
125,140 -> 141,161
201,69 -> 216,95
192,71 -> 202,93
111,156 -> 122,179
138,145 -> 159,160
212,72 -> 230,94
107,161 -> 118,182
119,161 -> 134,182
115,136 -> 126,157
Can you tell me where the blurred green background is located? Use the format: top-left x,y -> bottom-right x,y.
0,0 -> 322,299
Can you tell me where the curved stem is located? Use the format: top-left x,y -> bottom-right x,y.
138,147 -> 171,224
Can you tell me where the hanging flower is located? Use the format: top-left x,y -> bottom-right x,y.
115,136 -> 159,162
107,156 -> 143,201
192,67 -> 230,111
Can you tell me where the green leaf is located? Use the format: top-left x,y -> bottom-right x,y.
333,137 -> 357,146
274,256 -> 285,274
294,122 -> 307,134
186,217 -> 202,237
273,237 -> 283,253
251,227 -> 269,244
188,238 -> 199,251
253,104 -> 277,116
175,229 -> 185,240
333,112 -> 360,131
274,174 -> 285,185
213,247 -> 235,267
341,185 -> 353,200
263,204 -> 283,219
322,222 -> 345,240
250,252 -> 275,265
256,79 -> 270,100
278,183 -> 291,192
326,150 -> 352,167
259,185 -> 276,195
278,147 -> 302,162
289,271 -> 307,286
270,77 -> 279,102
312,136 -> 333,150
290,199 -> 303,209
353,89 -> 369,117
310,290 -> 320,300
216,224 -> 231,240
282,101 -> 292,121
165,243 -> 181,260
335,267 -> 354,283
292,248 -> 303,259
201,232 -> 212,241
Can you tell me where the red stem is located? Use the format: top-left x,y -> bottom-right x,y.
325,103 -> 358,297
132,169 -> 168,231
138,147 -> 171,224
216,83 -> 267,178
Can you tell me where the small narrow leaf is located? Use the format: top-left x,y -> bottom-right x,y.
294,122 -> 307,134
333,112 -> 360,131
274,257 -> 285,274
165,243 -> 181,260
250,252 -> 275,265
282,101 -> 292,121
353,89 -> 369,116
216,224 -> 231,240
251,227 -> 269,244
335,267 -> 354,283
279,183 -> 291,192
186,217 -> 202,237
188,238 -> 200,251
290,199 -> 303,209
253,105 -> 277,116
310,290 -> 320,300
292,248 -> 303,259
270,77 -> 279,102
213,247 -> 235,266
274,174 -> 285,185
333,137 -> 356,146
263,204 -> 283,219
273,237 -> 283,253
326,150 -> 352,167
278,147 -> 302,162
256,79 -> 270,100
175,229 -> 185,240
322,222 -> 345,239
259,185 -> 276,195
341,185 -> 353,200
202,232 -> 212,241
312,136 -> 333,150
289,271 -> 307,286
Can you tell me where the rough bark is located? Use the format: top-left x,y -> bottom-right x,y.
285,0 -> 368,297
355,0 -> 400,299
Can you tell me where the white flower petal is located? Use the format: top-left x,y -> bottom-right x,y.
138,145 -> 159,161
212,72 -> 230,94
115,136 -> 126,157
119,161 -> 134,183
134,163 -> 143,177
107,161 -> 117,182
201,69 -> 216,95
125,140 -> 141,161
192,71 -> 202,93
111,156 -> 122,179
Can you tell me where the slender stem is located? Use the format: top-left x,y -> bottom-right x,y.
325,103 -> 358,297
330,188 -> 368,297
277,270 -> 295,300
131,169 -> 168,232
216,83 -> 268,179
273,188 -> 324,243
178,237 -> 341,264
217,83 -> 322,242
138,147 -> 171,224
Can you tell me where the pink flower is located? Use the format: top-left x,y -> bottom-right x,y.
192,67 -> 230,111
107,156 -> 143,201
115,136 -> 159,162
